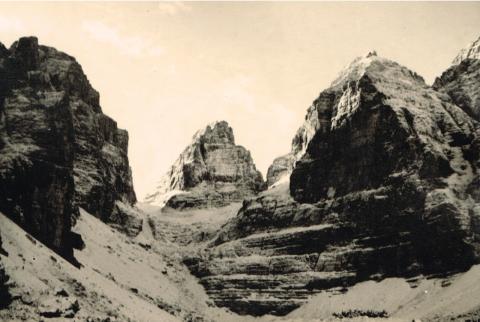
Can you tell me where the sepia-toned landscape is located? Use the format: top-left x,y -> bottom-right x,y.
0,2 -> 480,321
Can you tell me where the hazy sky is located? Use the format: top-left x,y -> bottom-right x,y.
0,2 -> 479,199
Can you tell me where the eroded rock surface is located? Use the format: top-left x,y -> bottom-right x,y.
0,36 -> 139,261
185,52 -> 480,316
146,121 -> 265,209
433,36 -> 480,121
0,234 -> 11,308
265,92 -> 332,187
0,37 -> 77,260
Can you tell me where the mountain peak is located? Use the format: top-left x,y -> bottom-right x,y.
452,35 -> 480,65
192,120 -> 235,145
329,53 -> 423,90
145,120 -> 265,208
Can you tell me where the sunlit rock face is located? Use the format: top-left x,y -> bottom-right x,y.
146,121 -> 266,209
185,51 -> 480,316
0,37 -> 139,260
433,36 -> 480,121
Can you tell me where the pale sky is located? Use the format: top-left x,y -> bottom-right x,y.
0,2 -> 479,199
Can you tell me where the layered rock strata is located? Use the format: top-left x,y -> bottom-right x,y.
185,52 -> 480,316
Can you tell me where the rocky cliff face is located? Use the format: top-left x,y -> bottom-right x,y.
71,86 -> 137,223
266,73 -> 344,187
0,234 -> 11,308
433,36 -> 480,121
146,121 -> 265,209
0,37 -> 77,260
0,36 -> 139,260
184,52 -> 480,316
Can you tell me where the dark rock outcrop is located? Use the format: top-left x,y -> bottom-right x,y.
184,52 -> 480,316
0,36 -> 139,260
72,93 -> 137,222
433,36 -> 480,121
265,90 -> 333,186
0,234 -> 11,308
0,37 -> 77,260
146,121 -> 265,209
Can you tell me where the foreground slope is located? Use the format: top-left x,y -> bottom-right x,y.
0,212 -> 177,321
184,52 -> 480,316
0,209 -> 259,321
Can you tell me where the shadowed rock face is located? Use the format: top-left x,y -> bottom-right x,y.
0,234 -> 11,308
0,36 -> 138,260
0,37 -> 77,260
433,36 -> 480,122
146,121 -> 265,209
434,59 -> 480,122
265,91 -> 335,187
184,53 -> 480,316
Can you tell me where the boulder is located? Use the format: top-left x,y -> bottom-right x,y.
38,296 -> 79,318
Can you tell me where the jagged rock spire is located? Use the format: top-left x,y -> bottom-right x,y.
146,121 -> 265,209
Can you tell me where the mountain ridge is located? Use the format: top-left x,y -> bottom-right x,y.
184,48 -> 480,316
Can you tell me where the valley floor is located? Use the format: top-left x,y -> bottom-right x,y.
1,204 -> 480,321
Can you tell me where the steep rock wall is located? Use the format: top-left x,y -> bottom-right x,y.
0,36 -> 139,261
185,53 -> 480,316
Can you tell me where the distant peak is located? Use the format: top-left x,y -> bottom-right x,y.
452,35 -> 480,65
366,50 -> 377,58
210,120 -> 230,130
192,120 -> 235,144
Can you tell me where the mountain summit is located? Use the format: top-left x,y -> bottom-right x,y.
185,51 -> 480,316
146,121 -> 265,209
267,52 -> 425,186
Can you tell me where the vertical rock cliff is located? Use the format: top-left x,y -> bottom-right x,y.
266,68 -> 344,187
184,51 -> 480,316
0,37 -> 77,260
0,36 -> 139,260
0,234 -> 11,308
146,121 -> 265,209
